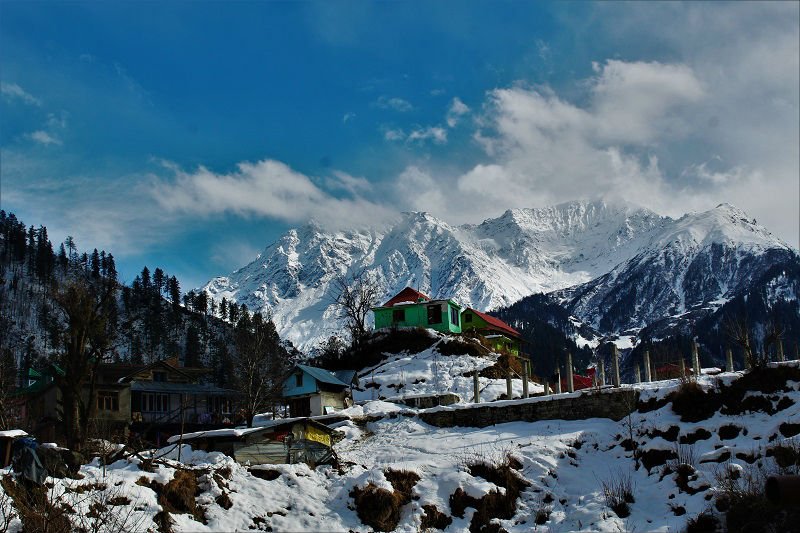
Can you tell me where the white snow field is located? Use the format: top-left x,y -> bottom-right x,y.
2,364 -> 799,532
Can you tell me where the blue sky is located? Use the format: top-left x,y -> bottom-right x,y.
1,1 -> 798,290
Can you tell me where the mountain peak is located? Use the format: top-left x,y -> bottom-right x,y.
201,199 -> 792,349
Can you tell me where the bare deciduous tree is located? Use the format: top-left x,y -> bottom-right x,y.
330,270 -> 382,348
725,314 -> 785,369
52,270 -> 117,452
233,311 -> 292,426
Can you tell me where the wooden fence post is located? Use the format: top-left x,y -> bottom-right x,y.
644,350 -> 652,382
612,345 -> 621,387
566,352 -> 574,393
556,368 -> 562,394
522,360 -> 529,398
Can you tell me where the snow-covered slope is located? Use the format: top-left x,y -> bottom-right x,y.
560,204 -> 798,333
201,200 -> 795,349
202,200 -> 670,348
7,364 -> 798,532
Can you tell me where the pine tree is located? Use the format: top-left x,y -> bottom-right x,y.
184,324 -> 202,367
90,249 -> 101,279
153,267 -> 165,296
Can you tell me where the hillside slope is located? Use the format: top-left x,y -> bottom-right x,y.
4,364 -> 798,532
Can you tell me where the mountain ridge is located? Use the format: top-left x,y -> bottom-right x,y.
201,199 -> 797,351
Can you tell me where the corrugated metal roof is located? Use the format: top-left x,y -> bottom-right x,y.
296,364 -> 349,387
333,370 -> 357,385
466,308 -> 521,337
382,287 -> 430,307
130,381 -> 238,395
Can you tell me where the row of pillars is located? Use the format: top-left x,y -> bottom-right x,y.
470,339 -> 795,403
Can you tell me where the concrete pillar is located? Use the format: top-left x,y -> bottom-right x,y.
598,360 -> 605,387
679,357 -> 686,378
635,365 -> 641,383
726,348 -> 734,373
612,345 -> 621,387
506,369 -> 513,399
644,350 -> 652,382
566,353 -> 574,393
522,360 -> 529,398
556,368 -> 562,394
777,340 -> 785,363
473,369 -> 480,403
692,341 -> 701,376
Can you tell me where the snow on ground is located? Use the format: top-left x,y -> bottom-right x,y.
352,340 -> 545,406
3,366 -> 799,532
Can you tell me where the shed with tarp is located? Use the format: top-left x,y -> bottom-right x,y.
0,429 -> 29,467
167,417 -> 336,466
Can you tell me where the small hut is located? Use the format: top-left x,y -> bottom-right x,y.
0,429 -> 29,467
167,417 -> 336,466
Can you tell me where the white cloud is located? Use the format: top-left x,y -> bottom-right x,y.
1,82 -> 41,106
590,60 -> 704,144
342,112 -> 356,123
407,126 -> 447,144
392,50 -> 797,241
374,96 -> 413,112
383,128 -> 405,141
28,130 -> 62,146
151,159 -> 392,228
446,97 -> 470,127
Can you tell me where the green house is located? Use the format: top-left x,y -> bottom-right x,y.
372,287 -> 462,334
461,307 -> 522,356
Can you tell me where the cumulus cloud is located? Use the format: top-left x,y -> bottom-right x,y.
374,96 -> 413,112
151,159 -> 392,228
407,126 -> 447,144
391,49 -> 797,244
1,82 -> 41,106
28,130 -> 62,146
446,97 -> 470,127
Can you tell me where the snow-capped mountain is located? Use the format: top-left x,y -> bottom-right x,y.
201,200 -> 797,350
559,203 -> 798,333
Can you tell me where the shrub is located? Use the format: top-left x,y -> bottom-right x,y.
351,483 -> 404,532
599,470 -> 635,518
420,504 -> 452,530
383,469 -> 420,505
670,380 -> 719,422
685,511 -> 722,532
450,455 -> 531,533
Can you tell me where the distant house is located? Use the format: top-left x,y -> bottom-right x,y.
461,308 -> 523,356
119,357 -> 240,443
283,364 -> 352,417
167,416 -> 336,466
19,364 -> 132,443
21,357 -> 240,446
372,287 -> 462,334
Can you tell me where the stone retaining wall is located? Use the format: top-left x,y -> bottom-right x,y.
418,388 -> 639,428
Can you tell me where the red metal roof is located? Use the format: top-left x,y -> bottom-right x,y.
383,287 -> 431,307
467,308 -> 520,338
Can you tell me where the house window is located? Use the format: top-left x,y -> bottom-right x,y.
208,396 -> 232,414
142,393 -> 169,413
153,371 -> 167,382
450,307 -> 459,326
427,305 -> 442,325
464,313 -> 472,323
295,372 -> 304,387
392,309 -> 405,322
97,391 -> 119,412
